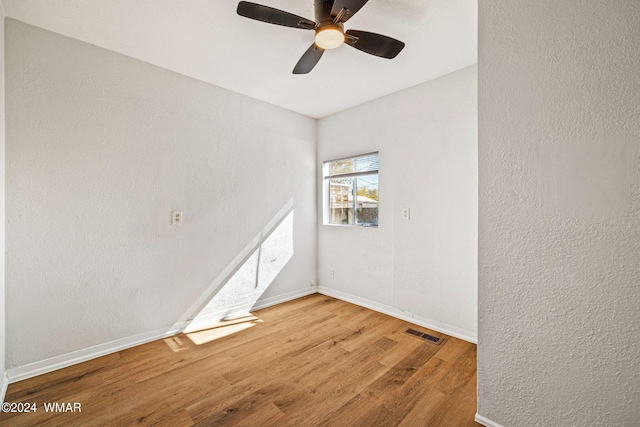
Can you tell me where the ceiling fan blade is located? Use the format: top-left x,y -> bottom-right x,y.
293,44 -> 325,74
237,2 -> 316,30
331,0 -> 369,23
345,29 -> 405,59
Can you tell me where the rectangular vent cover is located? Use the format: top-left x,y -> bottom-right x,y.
405,328 -> 443,345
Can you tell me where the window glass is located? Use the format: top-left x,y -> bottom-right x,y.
323,152 -> 379,227
355,174 -> 378,225
329,177 -> 354,225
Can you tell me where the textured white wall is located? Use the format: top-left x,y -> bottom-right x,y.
5,19 -> 317,368
317,66 -> 478,340
478,1 -> 640,426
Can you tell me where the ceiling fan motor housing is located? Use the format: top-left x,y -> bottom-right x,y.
314,0 -> 345,49
315,21 -> 344,35
314,0 -> 336,24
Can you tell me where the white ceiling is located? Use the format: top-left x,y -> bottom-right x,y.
2,0 -> 477,118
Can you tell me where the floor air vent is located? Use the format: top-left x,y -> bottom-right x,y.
405,328 -> 443,345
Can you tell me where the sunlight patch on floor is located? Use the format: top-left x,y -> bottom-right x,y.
164,336 -> 190,352
186,315 -> 264,345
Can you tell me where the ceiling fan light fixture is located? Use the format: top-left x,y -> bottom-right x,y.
314,26 -> 344,49
236,1 -> 406,74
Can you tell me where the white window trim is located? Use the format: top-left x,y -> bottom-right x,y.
322,152 -> 379,228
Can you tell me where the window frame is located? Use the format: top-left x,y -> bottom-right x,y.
322,152 -> 379,228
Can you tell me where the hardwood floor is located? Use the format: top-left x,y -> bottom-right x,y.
1,294 -> 479,426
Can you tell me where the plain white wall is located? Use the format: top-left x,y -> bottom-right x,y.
5,19 -> 317,368
0,10 -> 7,389
478,1 -> 640,426
317,65 -> 478,341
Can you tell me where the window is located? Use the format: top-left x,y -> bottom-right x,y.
323,152 -> 379,227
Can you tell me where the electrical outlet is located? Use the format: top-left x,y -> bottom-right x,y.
329,270 -> 334,279
402,208 -> 410,220
171,210 -> 183,225
310,280 -> 317,286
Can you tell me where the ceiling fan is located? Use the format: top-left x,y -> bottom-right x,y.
237,0 -> 405,74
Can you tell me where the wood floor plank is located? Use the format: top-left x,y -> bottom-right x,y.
5,351 -> 120,399
272,336 -> 399,420
1,293 -> 479,426
353,356 -> 453,426
315,341 -> 443,427
279,360 -> 389,426
396,388 -> 450,427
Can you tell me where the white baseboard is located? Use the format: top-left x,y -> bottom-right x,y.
317,286 -> 477,344
475,413 -> 504,427
184,302 -> 259,333
185,287 -> 317,332
252,287 -> 317,311
0,371 -> 9,402
7,287 -> 317,384
6,322 -> 189,384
